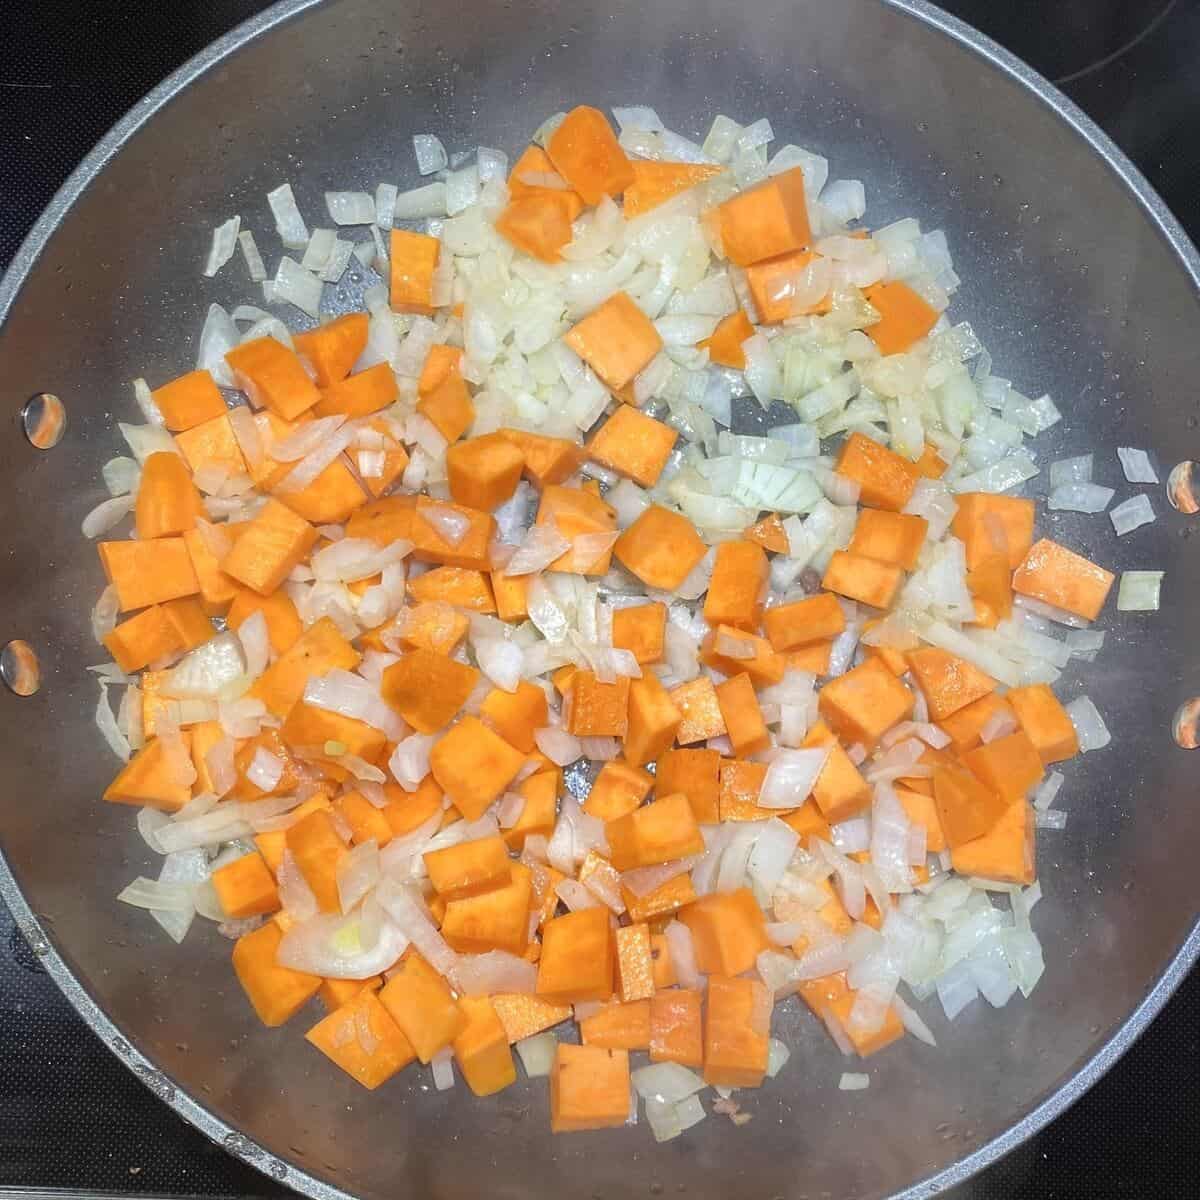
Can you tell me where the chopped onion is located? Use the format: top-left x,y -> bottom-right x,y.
267,182 -> 309,249
203,216 -> 241,277
515,1031 -> 557,1076
1048,482 -> 1113,513
1066,695 -> 1110,752
1117,570 -> 1163,611
1110,493 -> 1156,536
272,257 -> 324,319
81,494 -> 134,538
534,727 -> 582,766
1117,446 -> 1158,484
759,747 -> 830,808
238,230 -> 267,281
838,1072 -> 870,1091
664,921 -> 703,989
325,191 -> 375,225
413,134 -> 448,175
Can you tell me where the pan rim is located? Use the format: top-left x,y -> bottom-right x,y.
1,0 -> 1197,1196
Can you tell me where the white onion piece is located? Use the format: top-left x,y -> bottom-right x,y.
238,230 -> 267,282
245,748 -> 284,792
272,257 -> 324,319
278,907 -> 408,979
197,303 -> 240,387
505,525 -> 571,576
389,733 -> 436,788
203,216 -> 241,277
377,882 -> 459,982
1117,570 -> 1164,611
267,182 -> 309,249
1117,446 -> 1158,484
305,669 -> 406,741
1048,482 -> 1113,513
82,494 -> 134,539
664,920 -> 703,989
534,726 -> 583,766
1066,695 -> 1110,752
162,633 -> 247,700
237,610 -> 270,679
325,191 -> 375,226
1110,493 -> 1156,536
839,1073 -> 870,1091
413,134 -> 448,175
336,840 -> 380,913
759,747 -> 830,808
515,1032 -> 557,1077
311,536 -> 410,583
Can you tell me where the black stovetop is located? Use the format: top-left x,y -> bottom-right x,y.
1,1 -> 1198,1196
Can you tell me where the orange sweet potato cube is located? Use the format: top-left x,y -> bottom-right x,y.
221,498 -> 317,596
938,692 -> 1016,753
700,625 -> 784,687
715,673 -> 770,757
231,922 -> 321,1027
623,160 -> 723,218
1013,538 -> 1115,622
763,592 -> 846,651
102,605 -> 182,673
895,785 -> 947,853
182,526 -> 239,616
248,616 -> 360,718
546,105 -> 635,205
491,571 -> 529,623
410,497 -> 495,571
822,549 -> 904,609
612,602 -> 666,665
226,336 -> 321,421
453,996 -> 517,1097
863,281 -> 939,355
429,717 -> 526,821
614,505 -> 706,591
704,540 -> 768,630
504,770 -> 560,850
378,953 -> 465,1063
606,793 -> 705,871
293,312 -> 369,387
537,908 -> 614,1005
316,975 -> 381,1013
932,762 -> 1009,848
669,676 -> 727,745
701,309 -> 755,370
716,167 -> 811,267
306,989 -> 415,1090
389,229 -> 440,314
103,735 -> 193,812
564,291 -> 663,393
966,551 -> 1014,628
98,537 -> 200,612
950,799 -> 1036,885
495,191 -> 578,263
285,810 -> 347,913
535,484 -> 618,575
407,565 -> 496,613
152,369 -> 227,432
615,923 -> 656,1003
583,760 -> 652,822
905,647 -> 997,721
441,862 -> 533,956
490,992 -> 572,1043
498,428 -> 581,489
656,748 -> 720,823
718,759 -> 771,821
962,730 -> 1045,803
550,1043 -> 631,1133
1007,683 -> 1079,764
447,433 -> 526,512
579,1000 -> 652,1050
212,852 -> 280,919
800,972 -> 904,1058
586,405 -> 677,488
381,649 -> 480,734
703,975 -> 771,1087
275,458 -> 368,526
835,432 -> 918,512
680,888 -> 770,977
952,493 -> 1036,570
803,721 -> 873,823
848,509 -> 929,570
649,988 -> 703,1066
781,798 -> 833,844
818,657 -> 915,748
650,934 -> 677,989
624,673 -> 682,767
620,875 -> 697,924
744,247 -> 831,323
161,596 -> 215,651
417,361 -> 475,446
743,511 -> 790,554
567,671 -> 630,738
336,790 -> 395,848
480,680 -> 548,754
312,362 -> 399,419
132,453 -> 198,540
226,586 -> 302,656
424,834 -> 512,899
174,411 -> 247,478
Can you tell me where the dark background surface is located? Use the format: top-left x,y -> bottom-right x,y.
0,0 -> 1197,1196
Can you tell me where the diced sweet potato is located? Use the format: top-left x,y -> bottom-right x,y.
624,673 -> 683,767
498,429 -> 581,489
381,648 -> 480,735
410,496 -> 495,571
623,160 -> 724,218
417,351 -> 475,444
951,493 -> 1036,570
798,972 -> 904,1058
306,989 -> 415,1089
285,809 -> 347,913
430,716 -> 526,820
537,908 -> 614,1005
848,508 -> 928,570
103,736 -> 193,812
312,362 -> 399,419
491,993 -> 572,1043
669,676 -> 726,745
389,229 -> 440,314
550,1043 -> 631,1133
103,605 -> 182,673
495,191 -> 578,263
1012,538 -> 1115,622
932,762 -> 1008,847
1006,683 -> 1079,764
905,647 -> 997,721
863,281 -> 939,355
586,405 -> 677,487
615,504 -> 708,590
546,106 -> 635,205
579,1000 -> 651,1050
938,692 -> 1016,753
503,769 -> 560,850
615,923 -> 656,1003
98,537 -> 199,611
226,585 -> 302,656
447,433 -> 526,511
950,799 -> 1036,885
718,758 -> 772,822
441,862 -> 533,956
680,889 -> 769,976
745,248 -> 830,323
174,412 -> 247,478
606,793 -> 705,871
895,785 -> 947,853
480,680 -> 547,753
293,313 -> 370,387
564,291 -> 663,393
703,975 -> 770,1087
715,673 -> 770,757
700,625 -> 784,686
454,995 -> 517,1096
649,988 -> 703,1066
621,874 -> 697,924
226,337 -> 321,421
583,759 -> 653,821
221,498 -> 317,596
249,616 -> 360,718
424,835 -> 512,899
231,921 -> 321,1027
378,952 -> 465,1063
704,540 -> 768,631
700,309 -> 755,370
212,852 -> 280,919
716,167 -> 811,267
818,657 -> 915,748
803,721 -> 873,823
152,370 -> 227,432
962,730 -> 1045,803
835,432 -> 918,512
763,592 -> 846,651
822,549 -> 904,609
611,601 -> 666,665
743,510 -> 790,554
567,671 -> 630,738
656,748 -> 721,824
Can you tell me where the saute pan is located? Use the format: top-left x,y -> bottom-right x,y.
0,1 -> 1197,1197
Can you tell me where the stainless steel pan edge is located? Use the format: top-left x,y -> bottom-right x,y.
0,1 -> 1197,1197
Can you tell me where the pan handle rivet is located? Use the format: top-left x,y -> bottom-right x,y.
1167,461 -> 1197,514
21,393 -> 67,450
1172,698 -> 1200,749
0,640 -> 40,697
